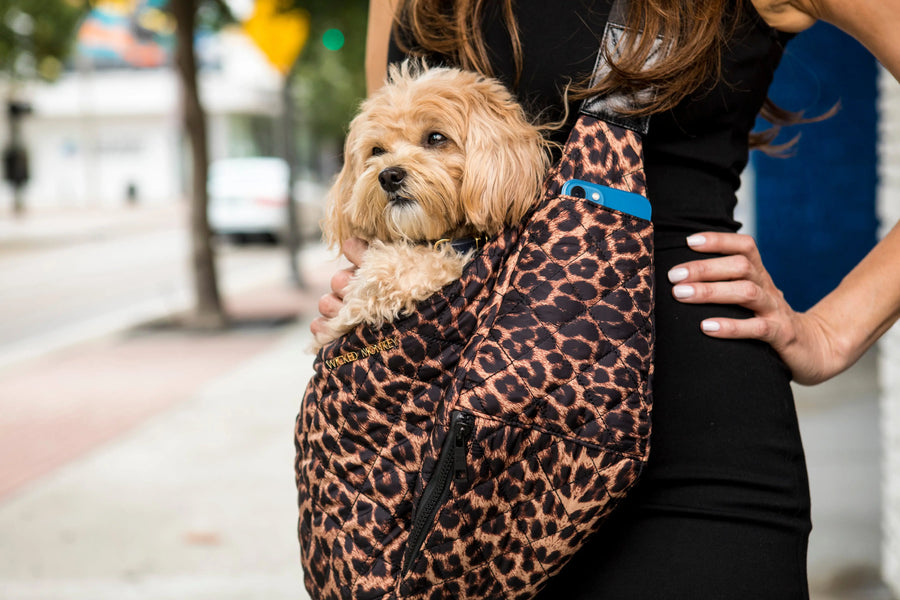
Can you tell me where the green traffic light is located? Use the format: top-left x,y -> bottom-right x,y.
323,28 -> 345,51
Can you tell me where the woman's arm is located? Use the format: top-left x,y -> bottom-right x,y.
670,0 -> 900,385
754,0 -> 900,79
310,2 -> 397,338
803,0 -> 900,81
310,238 -> 369,340
366,0 -> 398,95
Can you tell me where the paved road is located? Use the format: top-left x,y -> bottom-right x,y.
0,205 -> 298,371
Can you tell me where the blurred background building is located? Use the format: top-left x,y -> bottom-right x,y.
0,0 -> 283,209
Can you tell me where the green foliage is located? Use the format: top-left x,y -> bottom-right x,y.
291,2 -> 367,169
0,0 -> 89,81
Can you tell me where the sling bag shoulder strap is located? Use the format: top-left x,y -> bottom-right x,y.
580,0 -> 665,136
544,0 -> 664,200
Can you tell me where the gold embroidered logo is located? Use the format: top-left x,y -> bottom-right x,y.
324,337 -> 400,370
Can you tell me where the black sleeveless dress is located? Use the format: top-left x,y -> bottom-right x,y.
388,3 -> 811,598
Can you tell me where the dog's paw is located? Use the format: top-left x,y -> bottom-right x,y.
308,318 -> 347,353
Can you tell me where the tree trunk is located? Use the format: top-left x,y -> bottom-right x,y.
172,0 -> 226,329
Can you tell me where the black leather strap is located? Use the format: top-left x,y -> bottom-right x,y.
608,0 -> 628,27
447,235 -> 486,254
422,235 -> 488,254
578,0 -> 664,135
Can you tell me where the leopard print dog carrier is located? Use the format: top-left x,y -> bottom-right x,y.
296,4 -> 658,598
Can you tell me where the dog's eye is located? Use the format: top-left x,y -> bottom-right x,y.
425,132 -> 449,147
371,147 -> 386,157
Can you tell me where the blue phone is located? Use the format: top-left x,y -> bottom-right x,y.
561,179 -> 652,221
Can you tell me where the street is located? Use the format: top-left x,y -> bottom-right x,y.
0,204 -> 300,371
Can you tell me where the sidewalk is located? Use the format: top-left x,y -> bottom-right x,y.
796,350 -> 894,599
0,319 -> 317,599
0,214 -> 893,599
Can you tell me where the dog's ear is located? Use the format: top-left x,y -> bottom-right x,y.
322,127 -> 361,249
460,80 -> 549,233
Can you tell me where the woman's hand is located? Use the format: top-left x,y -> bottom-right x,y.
310,237 -> 369,339
667,232 -> 846,385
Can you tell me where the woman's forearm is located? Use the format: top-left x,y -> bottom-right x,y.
366,0 -> 398,95
786,0 -> 900,82
805,219 -> 900,370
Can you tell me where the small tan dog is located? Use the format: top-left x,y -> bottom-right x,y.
313,62 -> 550,349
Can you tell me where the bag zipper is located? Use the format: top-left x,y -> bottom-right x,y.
401,410 -> 474,577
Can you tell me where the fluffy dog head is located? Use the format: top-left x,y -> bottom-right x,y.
323,62 -> 550,247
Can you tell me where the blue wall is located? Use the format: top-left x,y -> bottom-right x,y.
753,22 -> 878,312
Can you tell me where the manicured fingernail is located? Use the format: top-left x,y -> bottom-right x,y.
667,267 -> 689,283
686,234 -> 706,248
672,285 -> 694,299
701,320 -> 721,332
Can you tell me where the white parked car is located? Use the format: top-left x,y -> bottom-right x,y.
207,157 -> 326,243
207,157 -> 289,242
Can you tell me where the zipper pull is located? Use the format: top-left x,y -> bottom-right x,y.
452,412 -> 474,485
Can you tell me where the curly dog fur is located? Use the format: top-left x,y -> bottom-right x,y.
313,62 -> 549,348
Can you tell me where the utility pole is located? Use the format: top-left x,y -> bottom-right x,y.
283,63 -> 306,288
242,0 -> 310,288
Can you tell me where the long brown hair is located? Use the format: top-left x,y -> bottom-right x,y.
392,0 -> 822,149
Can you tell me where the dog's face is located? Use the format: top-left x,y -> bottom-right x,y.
323,63 -> 549,246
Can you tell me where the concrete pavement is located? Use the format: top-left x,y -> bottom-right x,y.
0,320 -> 314,600
797,350 -> 894,599
0,206 -> 894,599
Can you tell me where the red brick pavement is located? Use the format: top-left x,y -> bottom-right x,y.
0,282 -> 324,501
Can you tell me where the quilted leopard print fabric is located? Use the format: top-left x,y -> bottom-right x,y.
295,115 -> 654,600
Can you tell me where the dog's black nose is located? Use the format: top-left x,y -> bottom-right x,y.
378,167 -> 406,192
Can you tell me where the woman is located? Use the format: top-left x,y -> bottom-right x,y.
312,0 -> 900,596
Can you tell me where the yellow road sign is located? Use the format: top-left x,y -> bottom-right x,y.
243,0 -> 310,75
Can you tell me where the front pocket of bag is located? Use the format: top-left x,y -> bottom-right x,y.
401,410 -> 474,579
395,413 -> 645,599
